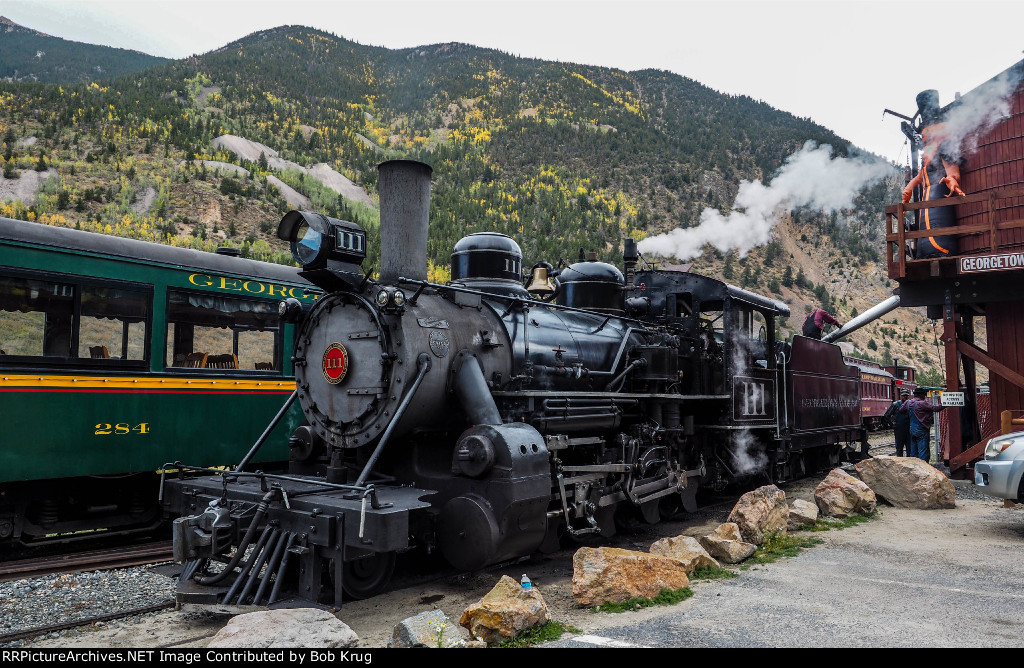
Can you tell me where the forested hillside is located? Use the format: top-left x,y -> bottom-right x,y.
2,22 -> 945,379
0,17 -> 168,83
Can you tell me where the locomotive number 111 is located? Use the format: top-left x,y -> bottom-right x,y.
95,423 -> 151,435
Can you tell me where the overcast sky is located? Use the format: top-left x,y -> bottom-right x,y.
3,0 -> 1022,164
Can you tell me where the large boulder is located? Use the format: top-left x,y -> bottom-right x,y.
814,468 -> 877,518
571,547 -> 690,607
855,456 -> 956,509
389,609 -> 471,648
726,485 -> 789,545
207,608 -> 358,648
697,523 -> 757,564
649,535 -> 720,572
459,575 -> 549,644
788,498 -> 820,530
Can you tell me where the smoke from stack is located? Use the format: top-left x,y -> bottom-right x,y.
638,141 -> 894,262
639,69 -> 1022,264
940,70 -> 1022,161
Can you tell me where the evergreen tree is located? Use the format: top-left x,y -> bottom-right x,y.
781,265 -> 794,287
722,253 -> 735,279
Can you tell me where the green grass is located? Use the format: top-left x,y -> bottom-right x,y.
492,621 -> 582,648
744,531 -> 824,565
807,512 -> 877,532
689,564 -> 739,580
589,586 -> 694,614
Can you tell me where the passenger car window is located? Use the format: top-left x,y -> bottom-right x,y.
0,273 -> 149,362
0,275 -> 74,357
78,285 -> 149,360
165,289 -> 280,372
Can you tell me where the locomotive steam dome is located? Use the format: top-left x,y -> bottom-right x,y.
450,232 -> 529,296
557,259 -> 625,314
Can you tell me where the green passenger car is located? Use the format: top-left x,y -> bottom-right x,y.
0,217 -> 318,547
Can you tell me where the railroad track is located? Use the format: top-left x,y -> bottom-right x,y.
868,440 -> 897,454
0,540 -> 177,646
0,540 -> 174,583
0,601 -> 177,646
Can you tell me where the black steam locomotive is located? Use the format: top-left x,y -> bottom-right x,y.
162,160 -> 865,608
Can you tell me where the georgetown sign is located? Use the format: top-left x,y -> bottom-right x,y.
959,251 -> 1024,274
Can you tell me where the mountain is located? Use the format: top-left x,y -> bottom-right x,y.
0,17 -> 168,83
0,23 -> 941,378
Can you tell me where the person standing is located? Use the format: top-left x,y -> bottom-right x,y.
885,389 -> 912,457
801,308 -> 842,340
900,387 -> 950,462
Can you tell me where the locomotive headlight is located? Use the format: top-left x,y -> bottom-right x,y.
375,288 -> 391,307
291,220 -> 322,265
392,289 -> 406,307
277,210 -> 367,271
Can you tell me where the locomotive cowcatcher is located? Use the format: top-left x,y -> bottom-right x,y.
162,160 -> 866,608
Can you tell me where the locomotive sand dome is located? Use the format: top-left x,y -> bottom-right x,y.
450,231 -> 529,297
557,255 -> 626,315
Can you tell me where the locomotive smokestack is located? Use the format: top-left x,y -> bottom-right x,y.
378,160 -> 432,284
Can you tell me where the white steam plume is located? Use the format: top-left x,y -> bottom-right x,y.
941,70 -> 1021,160
729,337 -> 767,476
731,428 -> 767,476
637,141 -> 895,261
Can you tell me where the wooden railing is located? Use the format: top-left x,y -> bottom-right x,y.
885,185 -> 1024,280
1001,410 -> 1024,435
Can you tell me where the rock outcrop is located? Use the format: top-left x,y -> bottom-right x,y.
697,523 -> 757,564
207,608 -> 358,648
571,547 -> 690,607
854,456 -> 956,509
727,485 -> 789,545
814,468 -> 877,518
649,535 -> 720,572
459,575 -> 549,644
788,498 -> 820,530
390,609 -> 475,648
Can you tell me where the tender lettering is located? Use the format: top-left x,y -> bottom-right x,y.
799,397 -> 860,409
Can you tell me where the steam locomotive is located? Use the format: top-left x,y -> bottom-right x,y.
162,160 -> 866,608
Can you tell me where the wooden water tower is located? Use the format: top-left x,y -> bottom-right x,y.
886,59 -> 1024,478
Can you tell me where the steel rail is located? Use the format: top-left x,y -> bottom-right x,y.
0,540 -> 173,583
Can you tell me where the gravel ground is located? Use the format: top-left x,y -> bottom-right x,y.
0,438 -> 1006,648
0,568 -> 176,645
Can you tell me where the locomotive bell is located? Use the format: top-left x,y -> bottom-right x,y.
525,262 -> 559,298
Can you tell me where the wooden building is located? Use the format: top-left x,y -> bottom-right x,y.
886,58 -> 1024,478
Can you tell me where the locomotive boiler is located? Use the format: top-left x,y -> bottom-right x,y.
162,160 -> 865,607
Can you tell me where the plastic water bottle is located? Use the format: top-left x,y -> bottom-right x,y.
520,574 -> 532,589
